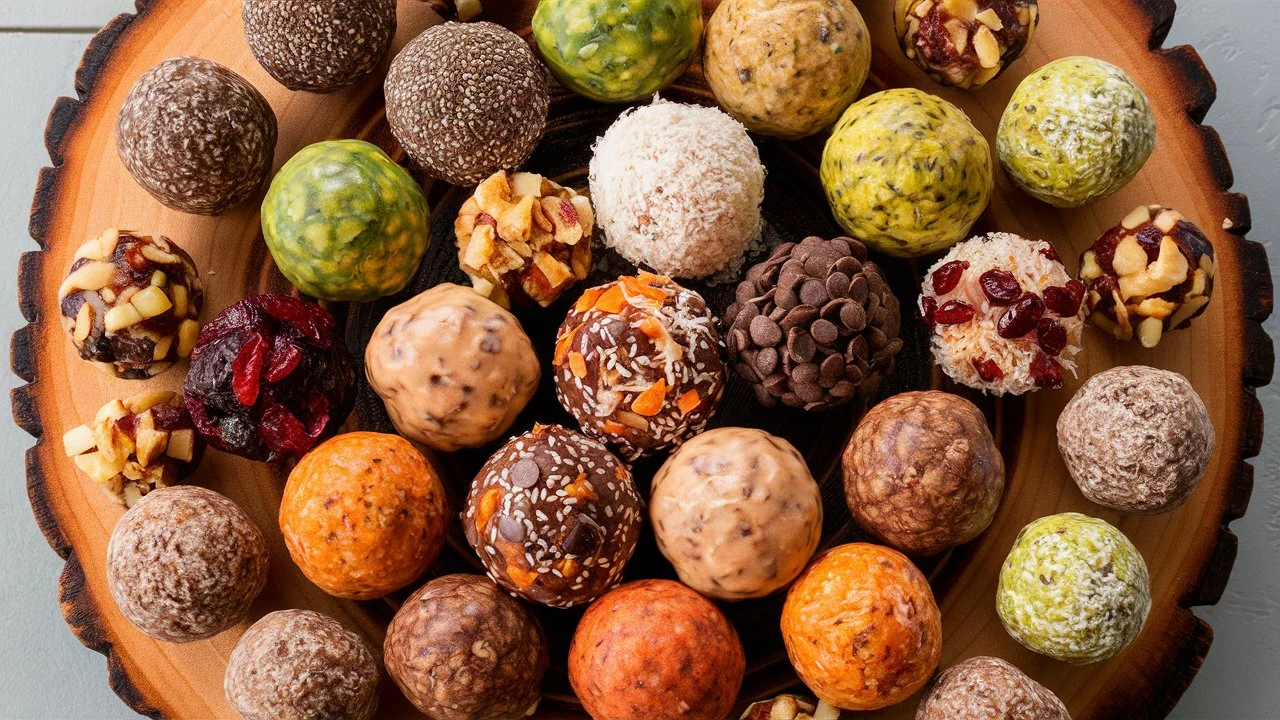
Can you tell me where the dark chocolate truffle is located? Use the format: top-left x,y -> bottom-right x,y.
916,656 -> 1069,720
116,57 -> 277,215
243,0 -> 397,93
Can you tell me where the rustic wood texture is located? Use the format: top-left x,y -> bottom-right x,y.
11,0 -> 1272,718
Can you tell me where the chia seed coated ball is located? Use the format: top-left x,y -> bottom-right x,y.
243,0 -> 396,93
997,512 -> 1151,664
896,0 -> 1039,90
1058,366 -> 1214,513
224,609 -> 379,720
916,656 -> 1069,720
843,391 -> 1004,556
116,57 -> 277,215
650,427 -> 822,600
553,273 -> 727,459
384,574 -> 549,720
385,22 -> 549,186
919,233 -> 1086,395
463,424 -> 643,608
569,579 -> 745,720
106,486 -> 269,643
589,98 -> 766,278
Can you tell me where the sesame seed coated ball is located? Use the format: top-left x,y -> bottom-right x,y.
243,0 -> 396,93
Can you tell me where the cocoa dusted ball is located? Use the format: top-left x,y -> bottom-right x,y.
916,656 -> 1069,720
384,574 -> 549,720
116,57 -> 277,215
843,391 -> 1005,555
243,0 -> 396,93
224,610 -> 379,720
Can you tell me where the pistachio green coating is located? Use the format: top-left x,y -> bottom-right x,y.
997,512 -> 1150,664
997,56 -> 1156,208
532,0 -> 703,103
262,140 -> 429,302
820,89 -> 992,258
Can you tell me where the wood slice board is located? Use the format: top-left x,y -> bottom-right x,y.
11,0 -> 1273,718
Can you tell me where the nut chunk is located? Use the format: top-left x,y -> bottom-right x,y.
455,170 -> 593,308
896,0 -> 1039,89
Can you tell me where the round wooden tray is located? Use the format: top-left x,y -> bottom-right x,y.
13,1 -> 1274,718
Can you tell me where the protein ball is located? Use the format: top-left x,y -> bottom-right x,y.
843,391 -> 1004,555
554,273 -> 726,459
896,0 -> 1039,89
920,233 -> 1086,395
224,610 -> 379,720
589,98 -> 766,278
385,22 -> 549,186
569,579 -> 745,720
384,574 -> 549,720
117,57 -> 277,215
724,236 -> 904,411
916,656 -> 1069,720
704,0 -> 872,139
280,432 -> 448,599
997,512 -> 1151,664
365,284 -> 540,451
464,425 -> 643,608
998,56 -> 1156,208
243,0 -> 396,93
1058,366 -> 1214,513
106,486 -> 268,643
822,88 -> 993,258
742,696 -> 832,720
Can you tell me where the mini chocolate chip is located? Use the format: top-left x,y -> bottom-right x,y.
873,305 -> 888,325
749,315 -> 782,347
769,242 -> 796,261
781,304 -> 819,330
846,335 -> 869,362
795,381 -> 824,403
804,251 -> 836,277
845,238 -> 869,261
787,327 -> 817,362
781,391 -> 802,406
778,266 -> 805,293
735,282 -> 756,304
792,362 -> 819,384
868,326 -> 889,350
775,286 -> 799,310
732,302 -> 758,330
846,364 -> 865,385
826,272 -> 851,298
752,383 -> 779,406
866,293 -> 881,319
819,354 -> 845,388
730,327 -> 749,353
791,245 -> 812,264
829,380 -> 857,398
769,306 -> 787,322
736,359 -> 762,383
848,275 -> 869,303
498,515 -> 526,542
841,302 -> 867,331
763,373 -> 789,392
886,337 -> 905,356
799,279 -> 829,306
563,519 -> 602,556
835,256 -> 863,277
511,458 -> 540,488
811,319 -> 839,346
755,346 -> 779,375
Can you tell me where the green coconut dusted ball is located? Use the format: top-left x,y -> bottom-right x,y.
820,88 -> 993,258
532,0 -> 703,103
997,56 -> 1156,208
997,512 -> 1151,664
262,140 -> 429,302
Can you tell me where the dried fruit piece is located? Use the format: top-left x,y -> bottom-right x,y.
1030,350 -> 1063,389
931,260 -> 969,295
997,292 -> 1045,338
1036,318 -> 1067,356
935,300 -> 975,325
979,268 -> 1022,305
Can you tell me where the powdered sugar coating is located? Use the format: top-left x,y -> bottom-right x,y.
916,656 -> 1070,720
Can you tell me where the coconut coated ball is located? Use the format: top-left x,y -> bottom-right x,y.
243,0 -> 396,92
916,656 -> 1069,720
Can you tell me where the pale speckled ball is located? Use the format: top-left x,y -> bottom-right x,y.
243,0 -> 396,92
916,656 -> 1070,720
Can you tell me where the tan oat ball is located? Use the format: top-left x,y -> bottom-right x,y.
916,656 -> 1070,720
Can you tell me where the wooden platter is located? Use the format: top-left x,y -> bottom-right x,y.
12,0 -> 1274,718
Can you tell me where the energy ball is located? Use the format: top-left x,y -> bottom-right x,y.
998,56 -> 1156,208
704,0 -> 872,139
280,432 -> 448,599
650,427 -> 822,600
589,98 -> 766,278
365,284 -> 540,451
997,512 -> 1151,664
843,391 -> 1004,556
896,0 -> 1040,89
463,424 -> 643,608
106,486 -> 268,643
554,273 -> 726,459
569,579 -> 745,720
1058,366 -> 1214,513
920,233 -> 1086,395
385,22 -> 548,186
117,57 -> 276,215
243,0 -> 396,93
533,0 -> 704,103
224,609 -> 379,720
385,574 -> 549,720
822,88 -> 993,258
782,543 -> 942,711
742,696 -> 830,720
916,656 -> 1069,720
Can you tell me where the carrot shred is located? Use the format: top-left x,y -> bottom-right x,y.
637,270 -> 672,285
574,286 -> 603,312
595,284 -> 626,313
602,420 -> 627,435
506,563 -> 538,589
677,389 -> 701,417
637,317 -> 665,339
564,472 -> 598,500
553,326 -> 578,364
631,378 -> 669,416
621,275 -> 667,301
476,488 -> 502,533
568,352 -> 588,379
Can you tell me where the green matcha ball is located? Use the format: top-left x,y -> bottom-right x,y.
997,512 -> 1151,664
820,88 -> 993,258
532,0 -> 703,103
997,56 -> 1156,208
262,140 -> 429,302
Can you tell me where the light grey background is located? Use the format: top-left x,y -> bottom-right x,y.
0,1 -> 1273,718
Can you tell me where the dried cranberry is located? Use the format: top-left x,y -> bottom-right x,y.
997,292 -> 1045,339
979,269 -> 1022,306
971,357 -> 1005,383
1036,318 -> 1068,356
921,296 -> 938,331
255,294 -> 334,347
231,332 -> 267,406
931,260 -> 969,295
1043,280 -> 1086,317
265,334 -> 303,382
1040,243 -> 1062,262
934,300 -> 975,325
1031,351 -> 1064,389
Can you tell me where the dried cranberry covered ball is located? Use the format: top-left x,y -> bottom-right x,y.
183,294 -> 355,462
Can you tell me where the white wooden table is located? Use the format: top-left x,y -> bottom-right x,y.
0,1 -> 1274,717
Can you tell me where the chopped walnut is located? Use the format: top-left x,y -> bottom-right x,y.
740,696 -> 839,720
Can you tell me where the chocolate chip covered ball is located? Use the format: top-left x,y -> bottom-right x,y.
916,656 -> 1069,720
243,0 -> 396,92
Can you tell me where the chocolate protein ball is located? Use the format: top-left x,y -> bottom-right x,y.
385,22 -> 549,186
385,574 -> 549,720
843,391 -> 1005,555
117,57 -> 277,215
896,0 -> 1039,89
1058,366 -> 1214,513
224,609 -> 379,720
725,236 -> 903,410
243,0 -> 396,93
464,424 -> 643,608
106,486 -> 268,642
916,656 -> 1069,720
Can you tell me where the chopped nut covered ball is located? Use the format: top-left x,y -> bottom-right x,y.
896,0 -> 1039,89
741,696 -> 838,720
455,171 -> 593,308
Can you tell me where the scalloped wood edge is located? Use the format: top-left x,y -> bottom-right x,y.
10,0 -> 1273,717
